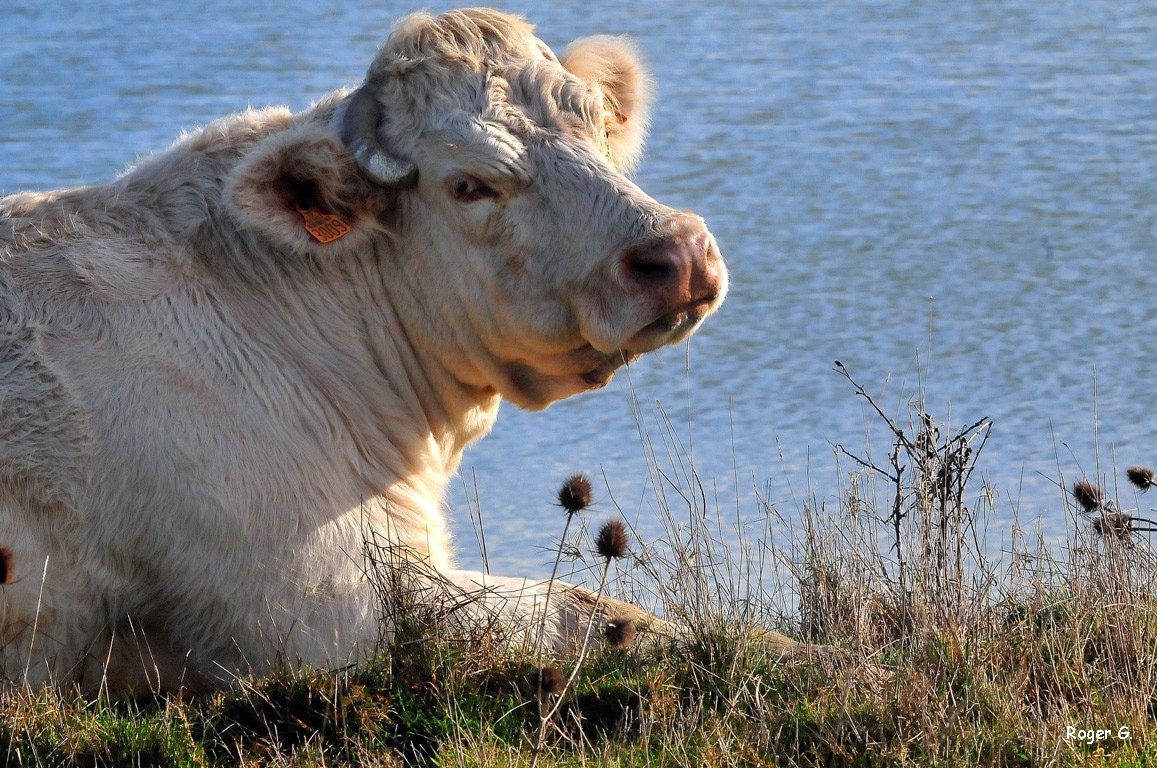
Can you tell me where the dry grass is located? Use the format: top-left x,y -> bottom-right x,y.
2,370 -> 1156,767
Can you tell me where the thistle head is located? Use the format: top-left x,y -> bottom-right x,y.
532,665 -> 563,696
1127,466 -> 1156,493
595,519 -> 630,560
604,615 -> 638,648
1072,479 -> 1103,512
1092,511 -> 1135,543
558,474 -> 593,516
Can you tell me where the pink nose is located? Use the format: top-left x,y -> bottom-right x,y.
621,216 -> 724,309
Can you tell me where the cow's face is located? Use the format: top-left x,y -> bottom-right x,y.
229,10 -> 727,410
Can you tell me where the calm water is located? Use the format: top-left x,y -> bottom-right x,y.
3,2 -> 1156,579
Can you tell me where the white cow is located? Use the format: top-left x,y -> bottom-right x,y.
0,8 -> 727,695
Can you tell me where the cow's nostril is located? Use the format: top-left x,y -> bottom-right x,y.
624,246 -> 676,287
620,224 -> 723,317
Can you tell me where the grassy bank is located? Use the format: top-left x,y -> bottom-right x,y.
4,373 -> 1157,767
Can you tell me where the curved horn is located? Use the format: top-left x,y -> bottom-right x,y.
340,85 -> 418,187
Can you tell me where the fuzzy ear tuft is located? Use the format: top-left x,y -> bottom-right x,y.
226,127 -> 389,254
560,35 -> 653,174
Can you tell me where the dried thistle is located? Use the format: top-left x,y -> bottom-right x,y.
604,615 -> 638,648
1092,511 -> 1135,543
532,665 -> 563,696
1127,466 -> 1156,492
558,473 -> 592,515
1072,479 -> 1103,512
595,519 -> 629,560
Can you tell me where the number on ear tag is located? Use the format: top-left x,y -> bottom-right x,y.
297,206 -> 352,243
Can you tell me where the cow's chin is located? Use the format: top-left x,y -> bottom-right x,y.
501,297 -> 716,410
578,349 -> 637,388
499,347 -> 634,411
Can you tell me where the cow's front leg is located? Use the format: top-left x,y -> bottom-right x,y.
435,570 -> 676,652
432,570 -> 823,663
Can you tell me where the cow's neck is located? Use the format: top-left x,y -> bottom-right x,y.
333,254 -> 503,566
210,249 -> 500,572
359,257 -> 502,462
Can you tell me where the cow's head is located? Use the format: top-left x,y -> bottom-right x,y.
229,9 -> 727,410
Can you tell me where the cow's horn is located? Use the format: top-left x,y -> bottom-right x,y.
340,85 -> 417,187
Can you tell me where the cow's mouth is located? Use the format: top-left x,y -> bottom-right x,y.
575,292 -> 718,385
646,298 -> 714,335
626,297 -> 716,354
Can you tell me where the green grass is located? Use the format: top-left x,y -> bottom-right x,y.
2,584 -> 1155,766
3,377 -> 1156,767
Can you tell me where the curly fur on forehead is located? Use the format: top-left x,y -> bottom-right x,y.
363,8 -> 650,173
370,8 -> 548,80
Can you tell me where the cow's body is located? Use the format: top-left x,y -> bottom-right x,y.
0,9 -> 726,695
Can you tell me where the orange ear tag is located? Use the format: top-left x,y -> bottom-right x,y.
297,206 -> 352,243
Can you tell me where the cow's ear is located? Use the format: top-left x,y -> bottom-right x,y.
226,129 -> 388,254
560,35 -> 653,174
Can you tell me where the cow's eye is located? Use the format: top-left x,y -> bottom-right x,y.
449,175 -> 498,203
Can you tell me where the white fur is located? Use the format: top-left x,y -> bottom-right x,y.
0,9 -> 726,695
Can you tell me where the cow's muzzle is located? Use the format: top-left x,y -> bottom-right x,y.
620,214 -> 727,353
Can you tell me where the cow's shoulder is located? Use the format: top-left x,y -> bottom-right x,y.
0,187 -> 185,307
0,104 -> 315,303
